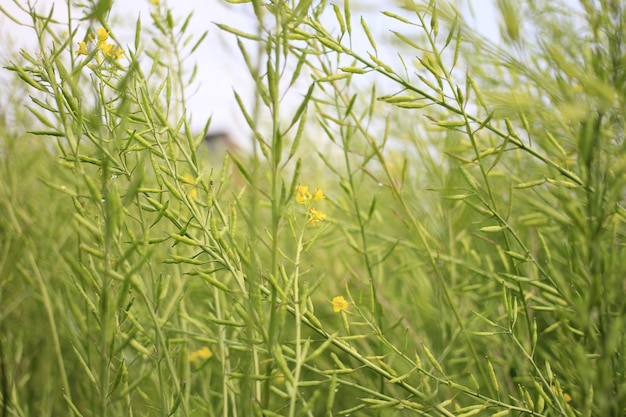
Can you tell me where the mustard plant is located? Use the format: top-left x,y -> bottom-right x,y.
2,1 -> 625,416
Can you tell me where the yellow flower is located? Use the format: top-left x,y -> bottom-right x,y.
296,185 -> 311,204
111,46 -> 124,60
551,386 -> 572,403
308,207 -> 326,226
75,41 -> 89,55
93,28 -> 124,61
189,346 -> 212,362
100,43 -> 123,60
104,45 -> 122,60
332,296 -> 349,313
100,43 -> 113,55
150,0 -> 160,4
97,28 -> 109,47
312,188 -> 325,201
182,173 -> 198,200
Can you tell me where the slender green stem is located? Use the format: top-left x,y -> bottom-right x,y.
264,1 -> 285,409
287,228 -> 305,417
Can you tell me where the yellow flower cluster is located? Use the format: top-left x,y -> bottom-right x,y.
295,185 -> 327,226
75,27 -> 124,61
188,346 -> 212,362
295,185 -> 324,204
332,295 -> 349,313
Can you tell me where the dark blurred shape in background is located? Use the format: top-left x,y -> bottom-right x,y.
204,131 -> 238,155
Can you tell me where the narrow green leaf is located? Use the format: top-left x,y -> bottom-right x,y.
479,225 -> 506,233
444,16 -> 457,48
134,16 -> 141,50
332,4 -> 345,35
368,53 -> 393,72
361,17 -> 376,52
486,359 -> 499,392
340,66 -> 367,74
382,11 -> 412,24
344,0 -> 352,35
317,36 -> 343,52
215,23 -> 261,40
430,4 -> 439,38
288,83 -> 314,130
316,73 -> 350,82
422,343 -> 444,375
190,30 -> 208,54
395,101 -> 428,109
514,179 -> 546,189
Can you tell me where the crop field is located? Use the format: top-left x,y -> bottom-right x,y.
1,1 -> 625,416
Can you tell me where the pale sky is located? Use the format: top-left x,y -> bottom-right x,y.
0,1 -> 545,140
1,0 -> 252,135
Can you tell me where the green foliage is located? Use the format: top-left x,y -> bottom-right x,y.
1,0 -> 625,416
